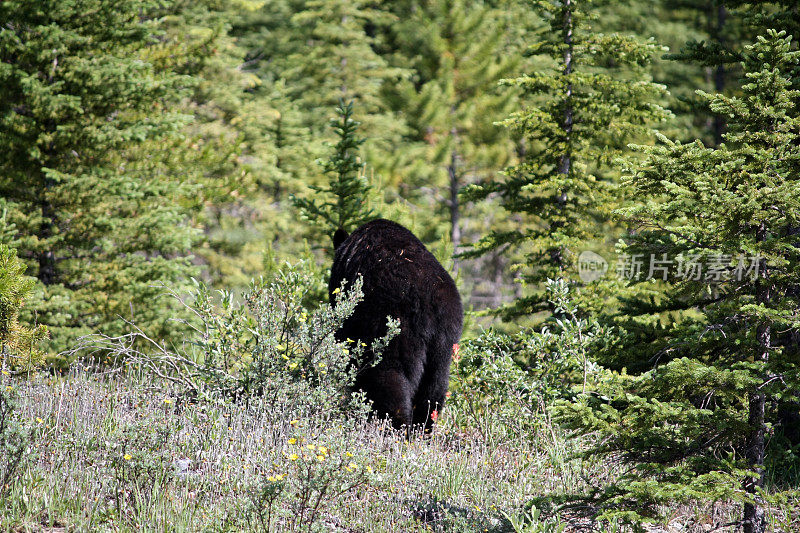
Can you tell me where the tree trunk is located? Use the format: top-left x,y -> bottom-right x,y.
551,0 -> 573,268
743,224 -> 770,533
711,3 -> 727,145
448,126 -> 461,272
743,376 -> 766,533
38,121 -> 58,286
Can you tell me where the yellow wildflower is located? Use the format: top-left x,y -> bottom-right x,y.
288,438 -> 297,445
124,454 -> 132,461
289,419 -> 299,426
289,453 -> 299,461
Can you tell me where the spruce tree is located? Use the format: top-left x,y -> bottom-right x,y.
0,0 -> 199,353
231,0 -> 406,271
560,31 -> 800,531
158,0 -> 269,291
386,0 -> 518,270
0,241 -> 47,370
658,1 -> 800,145
292,101 -> 376,246
461,0 -> 669,320
268,0 -> 409,171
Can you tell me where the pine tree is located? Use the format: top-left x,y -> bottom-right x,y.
230,0 -> 406,271
292,101 -> 376,246
156,0 -> 269,291
658,1 -> 800,145
461,0 -> 670,320
559,31 -> 800,531
246,0 -> 409,175
0,0 -> 200,353
659,0 -> 744,145
0,239 -> 48,370
385,0 -> 519,277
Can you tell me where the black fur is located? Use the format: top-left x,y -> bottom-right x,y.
329,219 -> 463,432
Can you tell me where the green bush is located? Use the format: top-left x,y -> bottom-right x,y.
450,279 -> 611,441
77,261 -> 399,420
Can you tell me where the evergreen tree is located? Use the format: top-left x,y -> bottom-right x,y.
0,0 -> 199,353
267,0 -> 409,169
658,1 -> 800,145
659,0 -> 744,145
0,240 -> 47,370
231,0 -> 407,273
560,31 -> 800,531
157,0 -> 268,290
292,101 -> 376,246
461,0 -> 670,320
386,0 -> 519,275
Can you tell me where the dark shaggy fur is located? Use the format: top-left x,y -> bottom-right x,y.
330,219 -> 463,432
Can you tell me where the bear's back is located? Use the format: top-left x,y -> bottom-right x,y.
330,219 -> 461,342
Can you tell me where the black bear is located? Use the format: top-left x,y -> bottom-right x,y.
330,219 -> 463,432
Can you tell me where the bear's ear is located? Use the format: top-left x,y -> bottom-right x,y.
333,228 -> 349,250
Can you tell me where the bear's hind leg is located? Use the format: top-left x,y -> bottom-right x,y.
411,340 -> 452,433
359,368 -> 414,430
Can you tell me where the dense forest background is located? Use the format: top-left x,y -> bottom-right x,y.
1,0 -> 799,531
1,0 -> 796,347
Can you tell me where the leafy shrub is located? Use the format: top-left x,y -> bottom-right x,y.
109,418 -> 175,519
76,260 -> 399,420
450,279 -> 610,440
245,422 -> 377,532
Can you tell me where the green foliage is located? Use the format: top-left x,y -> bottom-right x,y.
0,242 -> 47,370
159,1 -> 264,291
108,418 -> 175,520
292,101 -> 377,242
462,0 -> 670,320
502,505 -> 567,533
451,279 -> 611,442
384,0 -> 519,242
77,262 -> 399,419
0,0 -> 201,354
558,31 -> 800,528
245,431 -> 375,531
